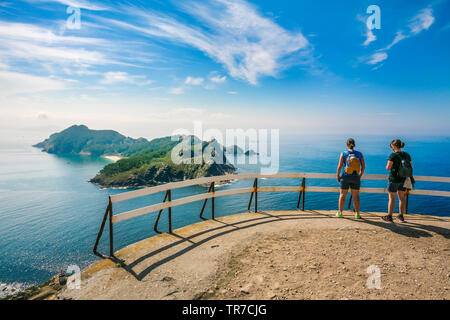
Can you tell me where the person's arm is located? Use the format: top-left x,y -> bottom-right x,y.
386,160 -> 393,171
337,154 -> 344,182
386,153 -> 394,171
360,154 -> 365,178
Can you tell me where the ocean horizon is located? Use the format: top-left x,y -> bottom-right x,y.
1,134 -> 449,296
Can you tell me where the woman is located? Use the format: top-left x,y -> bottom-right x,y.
336,138 -> 365,219
382,139 -> 413,223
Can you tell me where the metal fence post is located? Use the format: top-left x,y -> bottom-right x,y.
212,182 -> 215,219
168,189 -> 172,233
109,197 -> 114,257
301,178 -> 306,211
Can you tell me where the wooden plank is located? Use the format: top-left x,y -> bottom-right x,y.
257,186 -> 302,193
409,189 -> 450,197
112,187 -> 254,223
413,176 -> 450,183
112,184 -> 450,223
110,172 -> 450,203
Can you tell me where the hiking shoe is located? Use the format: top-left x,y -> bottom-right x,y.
397,214 -> 405,223
336,211 -> 343,217
381,215 -> 393,222
354,212 -> 361,219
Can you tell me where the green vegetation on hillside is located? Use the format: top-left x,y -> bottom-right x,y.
34,125 -> 238,188
33,124 -> 148,157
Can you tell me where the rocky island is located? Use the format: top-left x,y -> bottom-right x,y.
34,125 -> 242,188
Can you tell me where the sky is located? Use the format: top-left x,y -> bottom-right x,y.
0,0 -> 449,143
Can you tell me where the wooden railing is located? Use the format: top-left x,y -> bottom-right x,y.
93,173 -> 450,259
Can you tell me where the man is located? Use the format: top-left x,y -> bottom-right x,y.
336,138 -> 365,219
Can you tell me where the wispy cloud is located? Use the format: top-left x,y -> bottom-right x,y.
362,28 -> 377,47
0,70 -> 66,96
367,52 -> 388,65
357,14 -> 377,47
100,71 -> 154,86
365,7 -> 435,67
23,0 -> 108,11
97,0 -> 311,85
184,76 -> 204,85
409,8 -> 434,35
210,74 -> 227,83
169,87 -> 185,95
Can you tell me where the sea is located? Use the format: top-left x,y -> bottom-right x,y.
1,134 -> 449,297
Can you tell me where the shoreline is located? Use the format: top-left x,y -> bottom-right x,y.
101,155 -> 124,162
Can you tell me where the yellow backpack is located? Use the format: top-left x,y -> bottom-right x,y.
345,152 -> 361,175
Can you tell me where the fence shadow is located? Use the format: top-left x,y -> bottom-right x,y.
115,211 -> 328,281
110,211 -> 449,281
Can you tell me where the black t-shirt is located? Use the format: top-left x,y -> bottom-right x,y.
388,151 -> 412,183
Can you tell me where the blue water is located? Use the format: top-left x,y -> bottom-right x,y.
0,135 -> 449,292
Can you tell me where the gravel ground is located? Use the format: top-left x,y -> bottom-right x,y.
55,211 -> 450,300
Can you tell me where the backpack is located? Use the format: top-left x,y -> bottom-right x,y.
345,152 -> 361,175
398,152 -> 413,178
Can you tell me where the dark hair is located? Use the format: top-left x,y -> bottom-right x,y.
346,138 -> 355,149
391,139 -> 405,149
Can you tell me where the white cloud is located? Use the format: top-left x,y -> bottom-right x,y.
0,22 -> 107,45
185,76 -> 204,85
409,8 -> 434,35
100,72 -> 132,84
362,28 -> 376,46
365,7 -> 435,67
367,52 -> 388,65
0,70 -> 66,96
0,21 -> 115,70
385,31 -> 407,50
101,0 -> 311,85
210,74 -> 227,83
0,61 -> 8,69
169,87 -> 184,95
100,71 -> 154,85
227,91 -> 238,95
23,0 -> 108,11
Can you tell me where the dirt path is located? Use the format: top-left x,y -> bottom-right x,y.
56,211 -> 450,300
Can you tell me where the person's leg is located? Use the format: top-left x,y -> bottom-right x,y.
388,192 -> 396,216
351,189 -> 360,213
397,190 -> 406,216
339,189 -> 348,212
337,176 -> 348,217
383,182 -> 397,222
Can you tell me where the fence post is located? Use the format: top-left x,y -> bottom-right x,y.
109,197 -> 114,257
301,178 -> 306,211
297,178 -> 303,211
212,182 -> 215,219
93,197 -> 112,258
168,189 -> 172,233
255,178 -> 258,213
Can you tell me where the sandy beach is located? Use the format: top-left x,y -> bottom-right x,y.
101,155 -> 123,162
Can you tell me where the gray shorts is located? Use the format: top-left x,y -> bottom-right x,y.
340,175 -> 361,190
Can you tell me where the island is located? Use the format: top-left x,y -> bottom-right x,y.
33,125 -> 240,188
